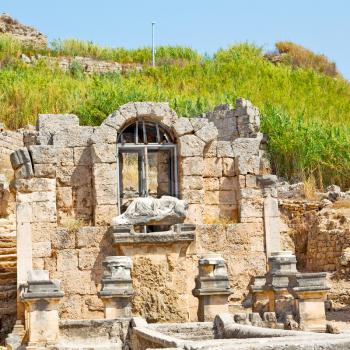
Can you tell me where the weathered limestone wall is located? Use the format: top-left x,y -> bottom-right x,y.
15,100 -> 268,227
279,199 -> 322,270
279,199 -> 349,273
0,127 -> 23,342
34,114 -> 95,224
18,222 -> 264,323
37,226 -> 114,320
0,127 -> 23,216
196,223 -> 266,307
306,208 -> 350,272
6,99 -> 274,324
280,198 -> 350,309
182,99 -> 267,224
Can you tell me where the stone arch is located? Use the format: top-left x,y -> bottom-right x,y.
101,102 -> 179,139
92,101 -> 218,225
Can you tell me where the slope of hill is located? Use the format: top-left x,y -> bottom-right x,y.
0,34 -> 349,188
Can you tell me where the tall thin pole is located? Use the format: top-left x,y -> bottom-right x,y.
152,22 -> 156,67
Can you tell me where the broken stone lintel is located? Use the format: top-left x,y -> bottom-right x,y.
110,224 -> 195,246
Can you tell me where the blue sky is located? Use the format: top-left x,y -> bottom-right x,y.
2,0 -> 350,78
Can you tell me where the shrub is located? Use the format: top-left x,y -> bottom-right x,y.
275,41 -> 339,77
1,40 -> 350,187
261,106 -> 350,189
68,60 -> 84,78
0,34 -> 21,63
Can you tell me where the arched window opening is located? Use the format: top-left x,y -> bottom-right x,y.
117,121 -> 178,216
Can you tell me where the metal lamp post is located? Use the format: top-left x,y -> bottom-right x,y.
152,22 -> 156,67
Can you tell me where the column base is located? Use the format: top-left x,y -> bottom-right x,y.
197,294 -> 230,322
295,291 -> 328,332
101,295 -> 133,318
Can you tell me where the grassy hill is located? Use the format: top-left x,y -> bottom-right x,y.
0,36 -> 350,188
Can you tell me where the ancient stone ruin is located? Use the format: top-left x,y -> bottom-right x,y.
0,99 -> 349,349
0,14 -> 47,47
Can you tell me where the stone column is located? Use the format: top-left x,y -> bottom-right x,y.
193,253 -> 232,321
257,175 -> 281,258
20,270 -> 63,350
292,272 -> 329,332
250,276 -> 270,314
266,251 -> 297,322
98,256 -> 134,318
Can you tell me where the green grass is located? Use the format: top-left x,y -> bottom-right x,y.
1,36 -> 350,188
261,106 -> 350,188
50,39 -> 202,65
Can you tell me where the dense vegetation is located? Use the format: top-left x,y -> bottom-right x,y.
0,35 -> 349,188
272,41 -> 339,77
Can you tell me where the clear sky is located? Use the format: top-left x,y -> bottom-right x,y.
2,0 -> 350,78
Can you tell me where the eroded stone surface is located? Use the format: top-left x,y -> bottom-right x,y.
111,196 -> 188,225
0,98 -> 302,346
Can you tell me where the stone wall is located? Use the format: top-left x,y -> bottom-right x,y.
279,199 -> 323,270
0,127 -> 24,342
5,99 -> 276,324
0,127 -> 23,216
306,208 -> 350,272
279,198 -> 350,309
196,223 -> 266,306
20,55 -> 142,75
30,222 -> 265,322
12,100 -> 268,226
279,199 -> 350,273
187,98 -> 267,224
35,226 -> 114,320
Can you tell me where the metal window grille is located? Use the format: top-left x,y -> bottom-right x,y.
116,121 -> 178,215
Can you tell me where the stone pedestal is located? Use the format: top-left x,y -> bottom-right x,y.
250,276 -> 269,314
251,252 -> 330,331
292,272 -> 329,332
268,251 -> 297,275
20,270 -> 63,350
267,251 -> 297,322
193,253 -> 232,321
98,256 -> 134,318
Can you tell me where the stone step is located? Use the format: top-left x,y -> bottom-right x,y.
0,271 -> 16,280
0,260 -> 16,267
0,236 -> 16,242
0,247 -> 16,255
0,220 -> 15,225
58,319 -> 128,350
0,242 -> 16,248
0,254 -> 16,262
0,218 -> 13,225
0,289 -> 17,300
0,284 -> 17,292
0,224 -> 16,229
0,278 -> 17,287
0,229 -> 16,235
0,284 -> 17,298
0,304 -> 17,314
0,228 -> 16,233
0,233 -> 16,238
0,265 -> 16,273
0,227 -> 16,232
0,241 -> 16,248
